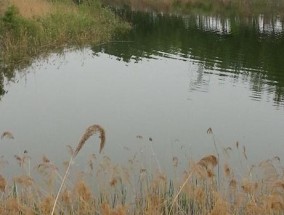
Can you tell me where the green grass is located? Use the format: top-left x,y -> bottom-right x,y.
0,0 -> 130,74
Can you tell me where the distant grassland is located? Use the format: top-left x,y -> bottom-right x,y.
0,0 -> 130,73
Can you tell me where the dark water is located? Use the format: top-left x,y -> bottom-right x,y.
94,10 -> 284,106
0,10 -> 284,176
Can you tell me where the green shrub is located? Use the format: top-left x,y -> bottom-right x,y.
2,5 -> 20,29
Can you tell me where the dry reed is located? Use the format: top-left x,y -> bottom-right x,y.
0,175 -> 6,192
74,124 -> 106,157
0,126 -> 284,214
51,124 -> 106,214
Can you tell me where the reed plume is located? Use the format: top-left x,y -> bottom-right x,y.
259,159 -> 278,182
223,163 -> 231,177
14,175 -> 33,187
51,124 -> 106,215
197,155 -> 218,169
1,131 -> 14,140
74,124 -> 105,157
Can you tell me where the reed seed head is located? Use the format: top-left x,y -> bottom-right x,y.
14,175 -> 33,187
241,180 -> 258,194
224,163 -> 231,177
197,155 -> 218,169
76,180 -> 92,202
1,131 -> 14,140
74,124 -> 106,157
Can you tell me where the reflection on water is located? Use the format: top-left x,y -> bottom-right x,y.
93,9 -> 284,106
195,15 -> 284,35
188,63 -> 210,93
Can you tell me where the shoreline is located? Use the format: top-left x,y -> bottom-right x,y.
0,0 -> 130,74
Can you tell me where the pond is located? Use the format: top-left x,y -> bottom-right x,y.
0,8 -> 284,177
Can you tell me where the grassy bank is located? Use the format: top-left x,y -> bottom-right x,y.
1,126 -> 284,214
0,0 -> 130,73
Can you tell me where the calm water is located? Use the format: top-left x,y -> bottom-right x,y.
1,10 -> 284,175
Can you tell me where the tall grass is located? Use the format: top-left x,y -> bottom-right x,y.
1,126 -> 284,214
0,0 -> 130,74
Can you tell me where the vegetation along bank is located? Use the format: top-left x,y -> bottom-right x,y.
0,0 -> 130,74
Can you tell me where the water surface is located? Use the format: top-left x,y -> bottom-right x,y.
0,10 -> 284,176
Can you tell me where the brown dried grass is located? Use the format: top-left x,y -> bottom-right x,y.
40,196 -> 54,214
0,0 -> 8,14
209,193 -> 230,215
1,127 -> 284,215
0,175 -> 6,192
1,151 -> 284,214
76,180 -> 92,202
8,0 -> 52,19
